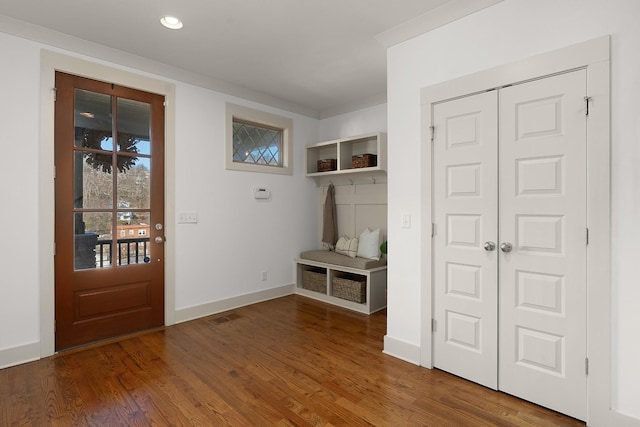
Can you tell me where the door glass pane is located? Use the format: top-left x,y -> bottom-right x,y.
117,155 -> 150,209
74,212 -> 112,270
117,98 -> 151,155
74,152 -> 113,209
116,215 -> 152,266
74,89 -> 113,149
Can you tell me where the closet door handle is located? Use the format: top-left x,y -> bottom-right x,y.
500,242 -> 513,253
483,241 -> 496,251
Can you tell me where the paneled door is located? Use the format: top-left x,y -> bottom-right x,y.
432,90 -> 499,389
54,72 -> 165,350
498,70 -> 587,419
432,69 -> 587,419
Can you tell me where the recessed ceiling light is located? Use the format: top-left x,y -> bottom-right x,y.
160,16 -> 183,30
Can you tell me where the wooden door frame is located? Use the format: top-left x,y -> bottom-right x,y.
420,36 -> 612,425
38,50 -> 176,355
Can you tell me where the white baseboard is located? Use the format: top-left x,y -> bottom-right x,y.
383,335 -> 421,365
174,284 -> 295,324
0,341 -> 41,369
593,409 -> 640,427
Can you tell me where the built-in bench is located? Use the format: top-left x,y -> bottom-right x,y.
295,250 -> 387,314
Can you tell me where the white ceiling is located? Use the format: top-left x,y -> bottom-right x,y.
0,0 -> 501,118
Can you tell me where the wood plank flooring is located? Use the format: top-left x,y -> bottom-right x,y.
1,295 -> 584,426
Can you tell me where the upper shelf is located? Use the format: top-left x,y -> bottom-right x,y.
305,132 -> 387,185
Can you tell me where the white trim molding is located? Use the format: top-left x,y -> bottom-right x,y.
383,335 -> 421,365
0,342 -> 40,369
174,284 -> 295,324
375,0 -> 504,48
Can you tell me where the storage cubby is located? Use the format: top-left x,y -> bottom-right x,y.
306,141 -> 338,174
331,271 -> 367,304
305,132 -> 386,182
295,258 -> 387,314
339,134 -> 380,171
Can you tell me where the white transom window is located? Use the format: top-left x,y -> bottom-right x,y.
225,103 -> 293,175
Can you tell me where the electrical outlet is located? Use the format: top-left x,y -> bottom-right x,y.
178,212 -> 198,224
261,271 -> 268,281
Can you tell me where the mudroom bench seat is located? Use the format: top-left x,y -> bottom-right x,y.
294,250 -> 387,314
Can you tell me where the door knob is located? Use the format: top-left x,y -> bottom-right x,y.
154,236 -> 165,244
483,241 -> 496,251
500,242 -> 513,253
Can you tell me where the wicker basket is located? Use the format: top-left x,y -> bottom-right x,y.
333,274 -> 366,303
302,268 -> 327,293
317,159 -> 337,172
352,154 -> 377,168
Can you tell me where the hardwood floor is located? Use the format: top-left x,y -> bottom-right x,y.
1,295 -> 584,426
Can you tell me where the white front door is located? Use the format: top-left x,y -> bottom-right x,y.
498,70 -> 587,419
432,90 -> 499,389
432,70 -> 587,419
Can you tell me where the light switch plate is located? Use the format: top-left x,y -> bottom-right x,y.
178,212 -> 198,224
402,213 -> 411,229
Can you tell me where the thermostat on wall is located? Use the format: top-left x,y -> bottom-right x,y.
253,187 -> 270,199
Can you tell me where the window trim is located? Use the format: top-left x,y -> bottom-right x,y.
225,103 -> 293,175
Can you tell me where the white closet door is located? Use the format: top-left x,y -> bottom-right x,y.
432,90 -> 499,389
498,70 -> 587,420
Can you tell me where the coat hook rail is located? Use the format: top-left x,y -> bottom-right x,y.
321,177 -> 385,187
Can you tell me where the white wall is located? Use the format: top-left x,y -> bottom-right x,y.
172,84 -> 318,314
318,103 -> 387,141
0,32 -> 42,354
385,0 -> 640,421
0,30 -> 319,364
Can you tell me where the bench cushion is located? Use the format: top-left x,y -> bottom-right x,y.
300,250 -> 386,270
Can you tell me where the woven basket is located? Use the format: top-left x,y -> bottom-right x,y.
302,269 -> 327,293
352,153 -> 377,169
333,274 -> 366,303
317,159 -> 337,172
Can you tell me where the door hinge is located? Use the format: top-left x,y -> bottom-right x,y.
586,227 -> 589,245
584,96 -> 592,116
53,242 -> 56,256
163,100 -> 167,107
431,223 -> 436,238
52,87 -> 57,101
585,357 -> 589,375
432,318 -> 437,332
430,125 -> 435,142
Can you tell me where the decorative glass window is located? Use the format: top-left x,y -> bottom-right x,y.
226,103 -> 293,175
232,120 -> 282,167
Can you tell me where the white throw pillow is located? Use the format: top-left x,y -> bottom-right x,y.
357,228 -> 381,260
335,236 -> 359,258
